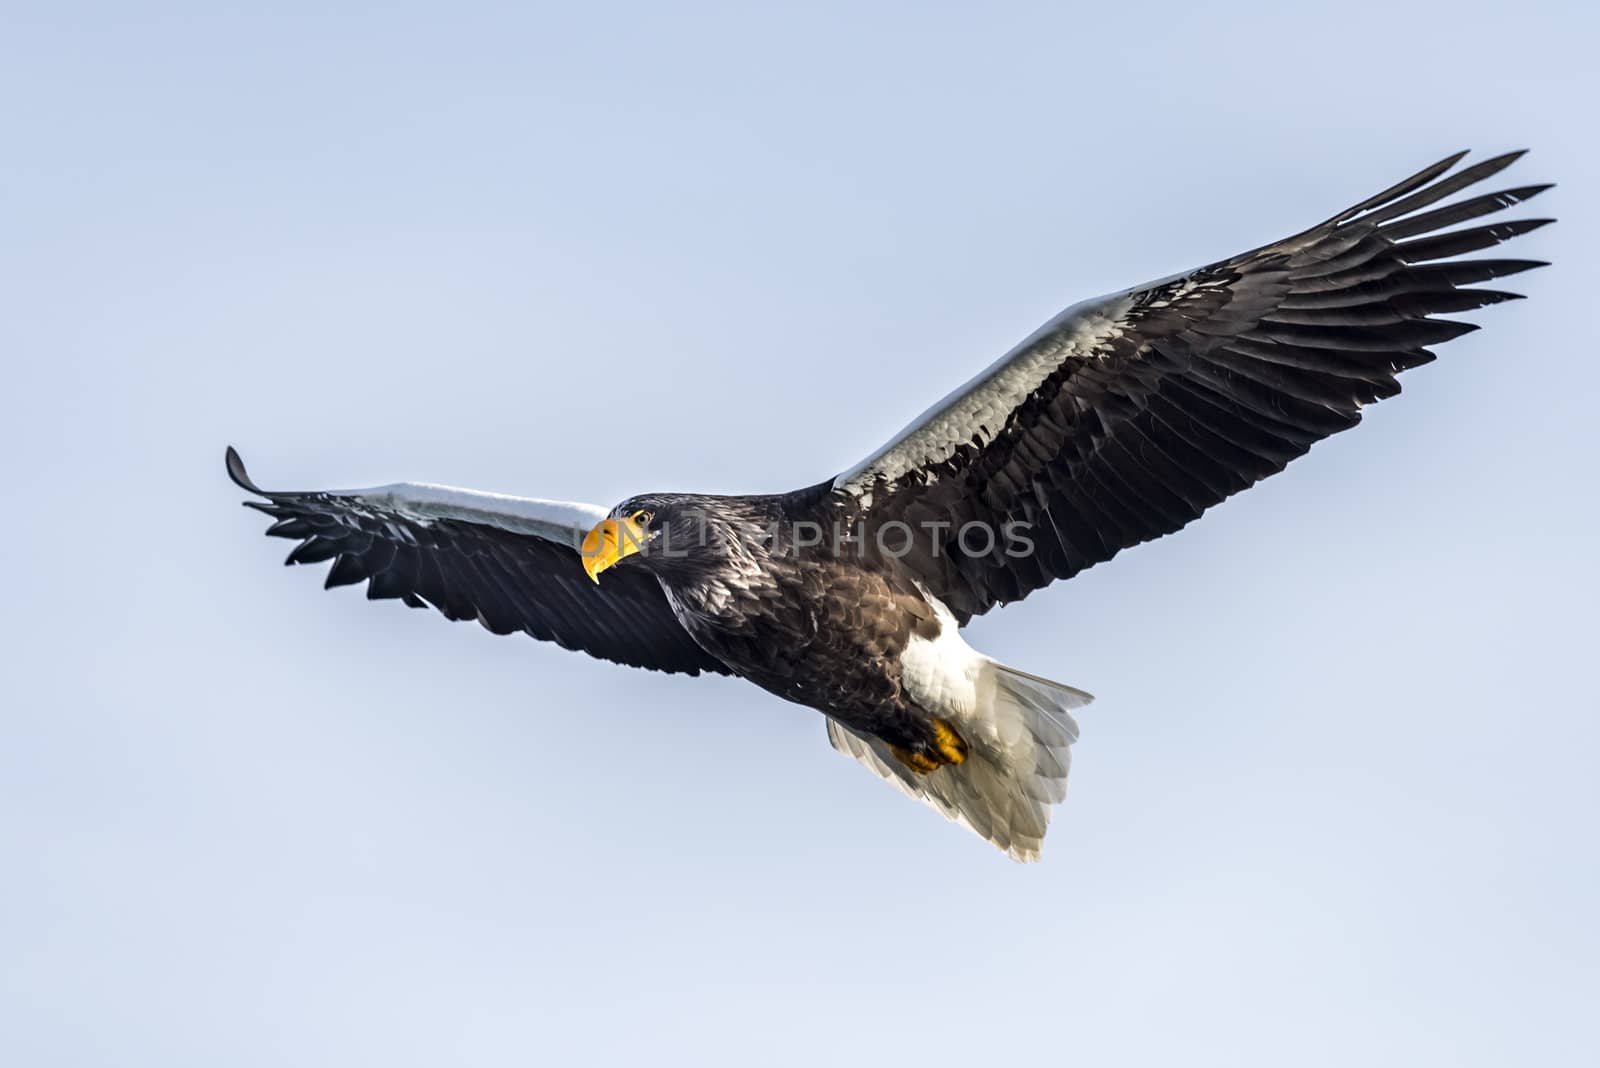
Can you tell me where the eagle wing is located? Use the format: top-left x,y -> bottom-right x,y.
826,151 -> 1553,623
226,448 -> 730,676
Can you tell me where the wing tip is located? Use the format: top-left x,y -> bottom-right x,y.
1332,147 -> 1542,229
225,445 -> 266,496
1456,147 -> 1529,172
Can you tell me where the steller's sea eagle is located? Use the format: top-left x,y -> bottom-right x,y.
228,151 -> 1551,861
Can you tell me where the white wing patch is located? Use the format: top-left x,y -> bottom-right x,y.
332,483 -> 609,549
834,291 -> 1135,495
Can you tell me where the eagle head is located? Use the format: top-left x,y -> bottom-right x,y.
580,494 -> 738,584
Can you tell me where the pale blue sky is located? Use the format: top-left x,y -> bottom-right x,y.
2,2 -> 1595,1065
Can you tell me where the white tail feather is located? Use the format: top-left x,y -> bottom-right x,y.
827,661 -> 1091,862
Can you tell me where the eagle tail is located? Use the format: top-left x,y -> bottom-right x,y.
826,662 -> 1091,862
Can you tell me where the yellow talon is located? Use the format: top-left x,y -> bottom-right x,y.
929,718 -> 969,766
891,746 -> 943,774
891,719 -> 969,774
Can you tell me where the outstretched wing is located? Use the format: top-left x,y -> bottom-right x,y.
226,448 -> 730,676
827,150 -> 1553,623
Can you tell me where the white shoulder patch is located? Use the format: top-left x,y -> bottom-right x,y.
339,483 -> 609,549
834,290 -> 1135,494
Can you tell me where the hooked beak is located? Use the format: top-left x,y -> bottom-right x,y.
580,516 -> 650,583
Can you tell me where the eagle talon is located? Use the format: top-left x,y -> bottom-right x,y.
891,719 -> 969,774
891,746 -> 943,774
929,718 -> 969,766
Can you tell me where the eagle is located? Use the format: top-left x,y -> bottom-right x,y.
228,150 -> 1551,861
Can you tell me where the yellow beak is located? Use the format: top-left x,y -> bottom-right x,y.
580,516 -> 649,583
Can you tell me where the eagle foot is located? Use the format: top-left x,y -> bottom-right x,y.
930,718 -> 969,765
890,746 -> 942,773
891,718 -> 969,774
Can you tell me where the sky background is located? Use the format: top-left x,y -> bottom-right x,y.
2,2 -> 1595,1065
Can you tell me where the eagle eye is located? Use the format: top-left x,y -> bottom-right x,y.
632,509 -> 654,527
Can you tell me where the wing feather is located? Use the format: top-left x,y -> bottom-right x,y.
227,448 -> 730,676
819,152 -> 1553,622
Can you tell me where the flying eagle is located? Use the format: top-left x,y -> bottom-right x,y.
228,151 -> 1550,861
